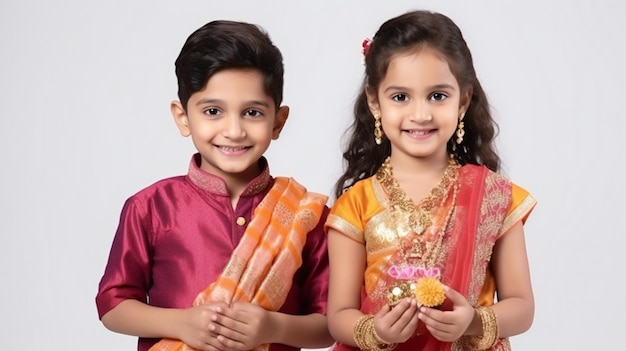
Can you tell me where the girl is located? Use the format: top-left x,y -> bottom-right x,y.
325,10 -> 536,351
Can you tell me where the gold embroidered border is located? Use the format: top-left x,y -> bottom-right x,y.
500,194 -> 537,236
467,171 -> 511,305
326,214 -> 364,243
372,175 -> 390,208
451,336 -> 511,351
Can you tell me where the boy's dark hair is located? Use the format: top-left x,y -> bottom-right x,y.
334,10 -> 501,199
174,20 -> 284,109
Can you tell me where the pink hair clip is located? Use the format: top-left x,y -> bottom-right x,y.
362,38 -> 372,56
361,38 -> 372,65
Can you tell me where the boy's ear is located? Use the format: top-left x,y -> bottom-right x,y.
365,86 -> 381,117
271,105 -> 290,140
171,100 -> 191,137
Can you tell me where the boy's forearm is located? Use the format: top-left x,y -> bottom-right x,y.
101,299 -> 183,339
269,312 -> 334,348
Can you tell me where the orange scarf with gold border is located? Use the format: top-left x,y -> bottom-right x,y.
149,177 -> 328,351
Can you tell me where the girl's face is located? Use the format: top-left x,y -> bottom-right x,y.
367,46 -> 469,165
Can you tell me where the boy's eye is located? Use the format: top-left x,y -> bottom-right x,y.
392,94 -> 408,102
204,108 -> 220,115
244,109 -> 263,117
430,93 -> 447,101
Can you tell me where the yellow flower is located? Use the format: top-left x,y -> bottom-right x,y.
415,277 -> 446,307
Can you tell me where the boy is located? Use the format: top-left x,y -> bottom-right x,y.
96,20 -> 332,351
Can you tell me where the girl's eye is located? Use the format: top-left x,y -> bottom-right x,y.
392,94 -> 408,102
204,108 -> 220,116
244,109 -> 263,118
430,92 -> 448,101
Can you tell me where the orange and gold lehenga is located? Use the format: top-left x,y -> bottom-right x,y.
325,164 -> 536,351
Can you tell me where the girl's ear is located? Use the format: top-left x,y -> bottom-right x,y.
365,85 -> 381,116
171,100 -> 191,137
459,87 -> 473,116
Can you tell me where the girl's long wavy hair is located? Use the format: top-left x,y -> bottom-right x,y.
334,10 -> 500,199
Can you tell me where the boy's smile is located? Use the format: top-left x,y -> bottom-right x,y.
171,68 -> 289,188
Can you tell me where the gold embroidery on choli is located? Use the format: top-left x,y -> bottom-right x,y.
375,157 -> 460,269
363,158 -> 461,304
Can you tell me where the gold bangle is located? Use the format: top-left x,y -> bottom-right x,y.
353,314 -> 397,351
354,314 -> 372,350
471,306 -> 499,350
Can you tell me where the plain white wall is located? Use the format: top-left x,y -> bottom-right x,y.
1,0 -> 624,349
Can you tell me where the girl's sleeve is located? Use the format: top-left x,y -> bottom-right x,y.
500,183 -> 537,236
324,183 -> 367,244
95,195 -> 153,319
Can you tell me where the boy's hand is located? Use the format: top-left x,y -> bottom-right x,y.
373,298 -> 420,344
178,302 -> 230,351
209,302 -> 276,350
417,286 -> 474,342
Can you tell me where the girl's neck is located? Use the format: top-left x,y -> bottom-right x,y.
386,153 -> 452,203
388,153 -> 450,179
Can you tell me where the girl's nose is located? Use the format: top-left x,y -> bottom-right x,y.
409,102 -> 432,122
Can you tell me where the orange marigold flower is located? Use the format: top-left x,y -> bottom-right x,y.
415,277 -> 445,307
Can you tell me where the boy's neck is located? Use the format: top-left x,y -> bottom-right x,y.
220,160 -> 265,209
189,154 -> 270,207
227,178 -> 250,209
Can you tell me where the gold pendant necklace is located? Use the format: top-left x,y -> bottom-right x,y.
376,156 -> 459,267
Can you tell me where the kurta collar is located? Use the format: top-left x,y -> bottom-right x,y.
187,153 -> 272,197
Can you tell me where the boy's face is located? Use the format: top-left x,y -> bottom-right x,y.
172,68 -> 288,184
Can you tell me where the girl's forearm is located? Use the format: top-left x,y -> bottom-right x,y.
327,309 -> 364,347
491,296 -> 535,338
463,296 -> 534,338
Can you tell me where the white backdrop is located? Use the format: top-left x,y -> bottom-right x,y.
1,0 -> 624,349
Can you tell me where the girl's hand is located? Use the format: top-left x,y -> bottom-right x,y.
417,286 -> 474,342
373,298 -> 420,343
209,302 -> 276,350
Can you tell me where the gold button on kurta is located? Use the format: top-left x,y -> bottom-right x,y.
236,216 -> 246,226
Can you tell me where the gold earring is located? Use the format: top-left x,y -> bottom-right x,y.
456,113 -> 465,144
374,114 -> 383,145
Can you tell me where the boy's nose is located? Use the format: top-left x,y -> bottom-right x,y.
222,115 -> 246,139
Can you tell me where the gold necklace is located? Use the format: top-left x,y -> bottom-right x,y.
377,157 -> 459,235
376,156 -> 459,267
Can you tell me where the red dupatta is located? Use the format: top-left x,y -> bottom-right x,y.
149,177 -> 328,351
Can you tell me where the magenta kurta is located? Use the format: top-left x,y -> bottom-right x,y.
96,154 -> 330,351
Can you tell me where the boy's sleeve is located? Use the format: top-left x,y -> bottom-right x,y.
95,195 -> 153,319
297,206 -> 331,315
